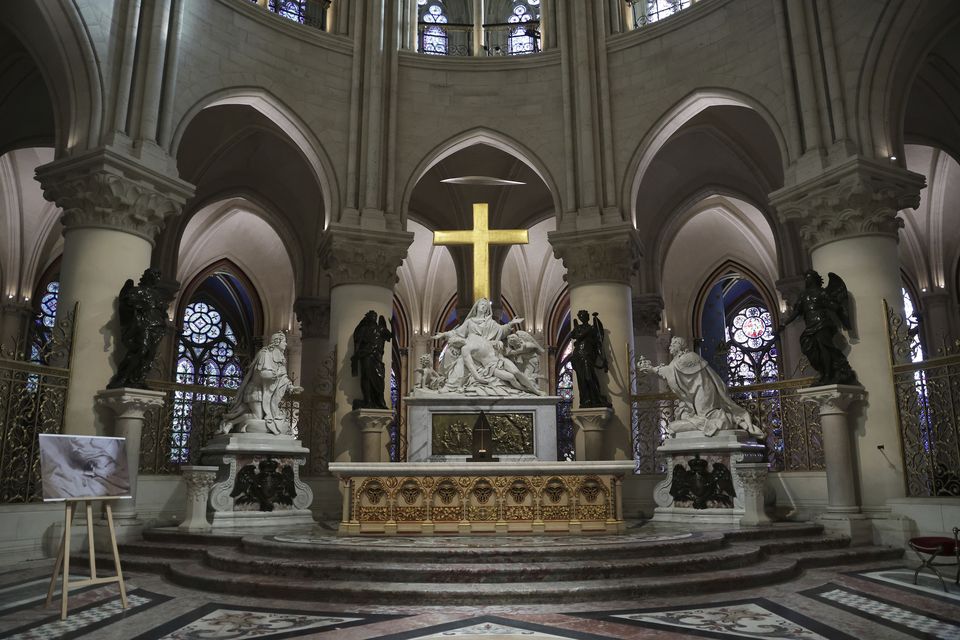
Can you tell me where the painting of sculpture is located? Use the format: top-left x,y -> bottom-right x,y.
220,331 -> 303,435
638,336 -> 763,438
778,270 -> 859,386
39,434 -> 131,501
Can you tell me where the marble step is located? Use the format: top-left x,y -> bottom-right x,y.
237,531 -> 731,563
787,545 -> 903,568
164,556 -> 802,604
200,544 -> 766,583
118,540 -> 210,559
142,529 -> 245,547
736,534 -> 850,554
721,522 -> 824,541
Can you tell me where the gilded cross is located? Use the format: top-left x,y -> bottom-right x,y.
433,203 -> 528,303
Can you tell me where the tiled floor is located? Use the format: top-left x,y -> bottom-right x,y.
0,558 -> 957,639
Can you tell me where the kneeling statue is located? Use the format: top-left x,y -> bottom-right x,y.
638,337 -> 763,438
220,332 -> 303,435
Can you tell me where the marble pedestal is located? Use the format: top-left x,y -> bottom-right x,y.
572,407 -> 613,461
348,408 -> 394,462
93,387 -> 166,550
796,384 -> 871,544
406,395 -> 561,461
200,434 -> 315,529
179,466 -> 218,531
652,430 -> 772,525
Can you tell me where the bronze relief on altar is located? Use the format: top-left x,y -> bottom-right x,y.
431,412 -> 534,455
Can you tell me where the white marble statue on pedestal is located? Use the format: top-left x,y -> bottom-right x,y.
415,298 -> 544,397
638,337 -> 763,438
219,331 -> 303,435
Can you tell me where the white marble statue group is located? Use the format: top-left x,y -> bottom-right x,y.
414,298 -> 544,397
638,336 -> 764,439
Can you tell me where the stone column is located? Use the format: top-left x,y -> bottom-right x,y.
36,150 -> 193,435
797,384 -> 871,543
550,224 -> 640,460
94,387 -> 166,544
0,301 -> 33,358
919,290 -> 954,355
319,224 -> 412,462
572,407 -> 612,460
632,294 -> 663,390
772,159 -> 924,511
775,275 -> 806,377
294,296 -> 331,393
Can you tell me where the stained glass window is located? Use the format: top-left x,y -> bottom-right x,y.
506,1 -> 540,54
902,287 -> 923,362
726,305 -> 779,385
29,280 -> 59,364
251,0 -> 328,30
630,0 -> 691,28
556,338 -> 575,461
420,3 -> 449,54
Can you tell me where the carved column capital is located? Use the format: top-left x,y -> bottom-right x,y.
549,224 -> 642,286
318,224 -> 413,289
770,158 -> 925,251
796,383 -> 867,416
35,148 -> 194,244
294,297 -> 330,339
632,294 -> 664,336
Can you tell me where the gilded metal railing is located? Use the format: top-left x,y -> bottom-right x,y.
631,377 -> 823,474
0,304 -> 76,503
886,300 -> 960,497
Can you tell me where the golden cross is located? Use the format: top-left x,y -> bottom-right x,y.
433,203 -> 528,303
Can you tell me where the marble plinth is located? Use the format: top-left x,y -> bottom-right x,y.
329,460 -> 633,535
201,434 -> 315,529
406,395 -> 561,462
652,430 -> 773,525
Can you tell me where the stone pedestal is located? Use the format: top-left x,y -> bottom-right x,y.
178,465 -> 218,531
94,387 -> 166,546
201,433 -> 315,529
349,408 -> 394,462
797,384 -> 871,543
572,407 -> 612,461
406,395 -> 560,461
652,430 -> 770,525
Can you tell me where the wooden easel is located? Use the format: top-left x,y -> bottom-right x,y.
45,497 -> 128,620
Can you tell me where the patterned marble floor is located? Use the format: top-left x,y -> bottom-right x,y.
0,557 -> 956,639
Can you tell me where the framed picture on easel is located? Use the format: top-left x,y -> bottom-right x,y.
39,434 -> 131,501
38,434 -> 131,620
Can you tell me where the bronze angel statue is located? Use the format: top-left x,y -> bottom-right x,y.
108,268 -> 176,389
570,309 -> 610,407
778,270 -> 859,386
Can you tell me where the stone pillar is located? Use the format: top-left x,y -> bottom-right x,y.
797,384 -> 871,543
572,407 -> 612,460
0,301 -> 33,358
632,294 -> 663,390
319,225 -> 412,462
550,224 -> 640,460
294,296 -> 331,393
772,159 -> 924,511
775,275 -> 806,377
35,150 -> 193,435
352,408 -> 394,462
94,387 -> 166,545
178,465 -> 217,531
919,290 -> 954,355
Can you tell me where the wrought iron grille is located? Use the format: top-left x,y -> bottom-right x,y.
630,377 -> 823,474
887,301 -> 960,497
249,0 -> 329,30
0,304 -> 76,503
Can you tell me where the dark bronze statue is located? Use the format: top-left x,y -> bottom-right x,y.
107,267 -> 175,389
570,309 -> 610,408
778,270 -> 859,386
351,310 -> 392,410
231,459 -> 296,512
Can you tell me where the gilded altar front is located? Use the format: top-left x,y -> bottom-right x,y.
329,461 -> 633,535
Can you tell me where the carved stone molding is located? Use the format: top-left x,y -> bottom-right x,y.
633,294 -> 664,336
549,224 -> 642,286
95,387 -> 167,420
35,148 -> 194,244
770,158 -> 924,251
294,297 -> 330,339
796,383 -> 867,417
318,224 -> 414,289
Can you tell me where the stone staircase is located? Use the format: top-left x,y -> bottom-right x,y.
78,523 -> 902,604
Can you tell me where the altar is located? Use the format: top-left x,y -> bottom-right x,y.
329,461 -> 634,535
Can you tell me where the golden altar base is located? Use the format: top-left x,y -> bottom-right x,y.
328,461 -> 634,535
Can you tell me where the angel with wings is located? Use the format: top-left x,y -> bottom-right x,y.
779,270 -> 859,386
